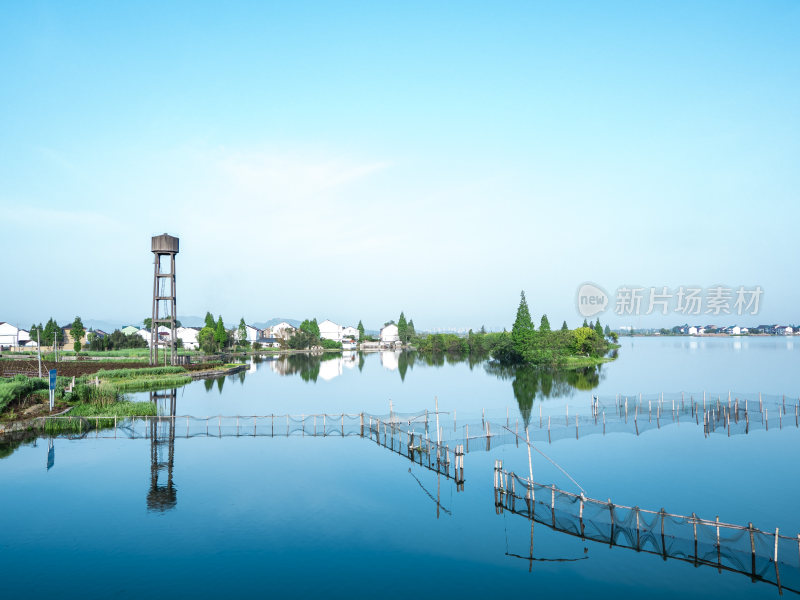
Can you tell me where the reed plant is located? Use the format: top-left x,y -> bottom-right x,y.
43,400 -> 157,434
0,376 -> 48,414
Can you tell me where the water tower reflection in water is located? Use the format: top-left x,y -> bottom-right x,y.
147,389 -> 177,512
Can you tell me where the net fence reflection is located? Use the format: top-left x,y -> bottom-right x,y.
494,463 -> 800,595
37,411 -> 466,484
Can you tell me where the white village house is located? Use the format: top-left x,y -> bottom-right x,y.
176,326 -> 200,350
318,319 -> 343,342
0,323 -> 30,349
140,326 -> 200,349
341,325 -> 360,340
136,326 -> 172,347
380,323 -> 399,346
319,320 -> 360,343
269,322 -> 297,340
237,324 -> 259,344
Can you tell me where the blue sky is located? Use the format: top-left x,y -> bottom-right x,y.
2,1 -> 799,331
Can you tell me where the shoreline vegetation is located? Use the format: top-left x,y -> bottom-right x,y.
412,291 -> 617,369
1,291 -> 617,432
0,362 -> 246,433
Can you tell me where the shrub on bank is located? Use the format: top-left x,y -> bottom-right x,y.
0,376 -> 48,413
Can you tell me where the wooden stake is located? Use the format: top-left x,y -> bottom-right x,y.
526,427 -> 533,483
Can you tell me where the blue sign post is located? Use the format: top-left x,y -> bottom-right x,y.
48,369 -> 56,411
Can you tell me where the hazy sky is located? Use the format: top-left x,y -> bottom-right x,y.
2,2 -> 799,331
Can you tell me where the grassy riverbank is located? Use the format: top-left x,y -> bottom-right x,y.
0,361 -> 246,428
42,400 -> 158,434
81,366 -> 193,393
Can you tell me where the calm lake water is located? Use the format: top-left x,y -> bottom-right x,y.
2,336 -> 799,598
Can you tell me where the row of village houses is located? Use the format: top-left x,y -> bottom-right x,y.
676,324 -> 798,336
0,319 -> 402,351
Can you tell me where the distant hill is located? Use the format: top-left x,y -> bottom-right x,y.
78,316 -> 380,333
82,316 -> 205,331
82,319 -> 133,332
252,318 -> 302,329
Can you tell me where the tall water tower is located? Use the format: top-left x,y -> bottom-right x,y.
150,234 -> 179,366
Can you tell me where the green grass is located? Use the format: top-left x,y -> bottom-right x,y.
90,366 -> 187,379
110,375 -> 192,392
0,376 -> 48,414
43,400 -> 157,434
73,365 -> 192,395
68,349 -> 150,357
560,355 -> 617,368
69,349 -> 201,357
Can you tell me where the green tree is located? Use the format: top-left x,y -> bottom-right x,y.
237,318 -> 248,347
572,326 -> 604,356
540,314 -> 551,333
397,312 -> 408,344
561,320 -> 569,331
71,316 -> 86,354
204,312 -> 215,329
215,316 -> 228,349
595,319 -> 604,338
43,318 -> 60,346
300,318 -> 320,338
292,318 -> 321,349
29,323 -> 44,344
582,318 -> 589,328
408,319 -> 416,338
511,291 -> 534,360
604,324 -> 611,337
198,326 -> 216,353
357,320 -> 365,340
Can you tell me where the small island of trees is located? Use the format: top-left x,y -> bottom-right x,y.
414,291 -> 616,368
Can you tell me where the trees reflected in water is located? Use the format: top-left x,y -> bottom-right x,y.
253,350 -> 604,425
485,362 -> 604,426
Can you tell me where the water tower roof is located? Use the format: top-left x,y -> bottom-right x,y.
151,233 -> 179,254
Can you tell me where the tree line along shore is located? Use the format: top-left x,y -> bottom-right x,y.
1,291 -> 618,429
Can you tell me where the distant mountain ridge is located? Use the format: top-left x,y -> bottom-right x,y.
75,316 -> 304,332
252,318 -> 302,330
56,317 -> 383,334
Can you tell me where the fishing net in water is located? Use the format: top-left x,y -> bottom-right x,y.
496,468 -> 800,594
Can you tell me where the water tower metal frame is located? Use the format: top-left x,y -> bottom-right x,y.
150,234 -> 179,366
